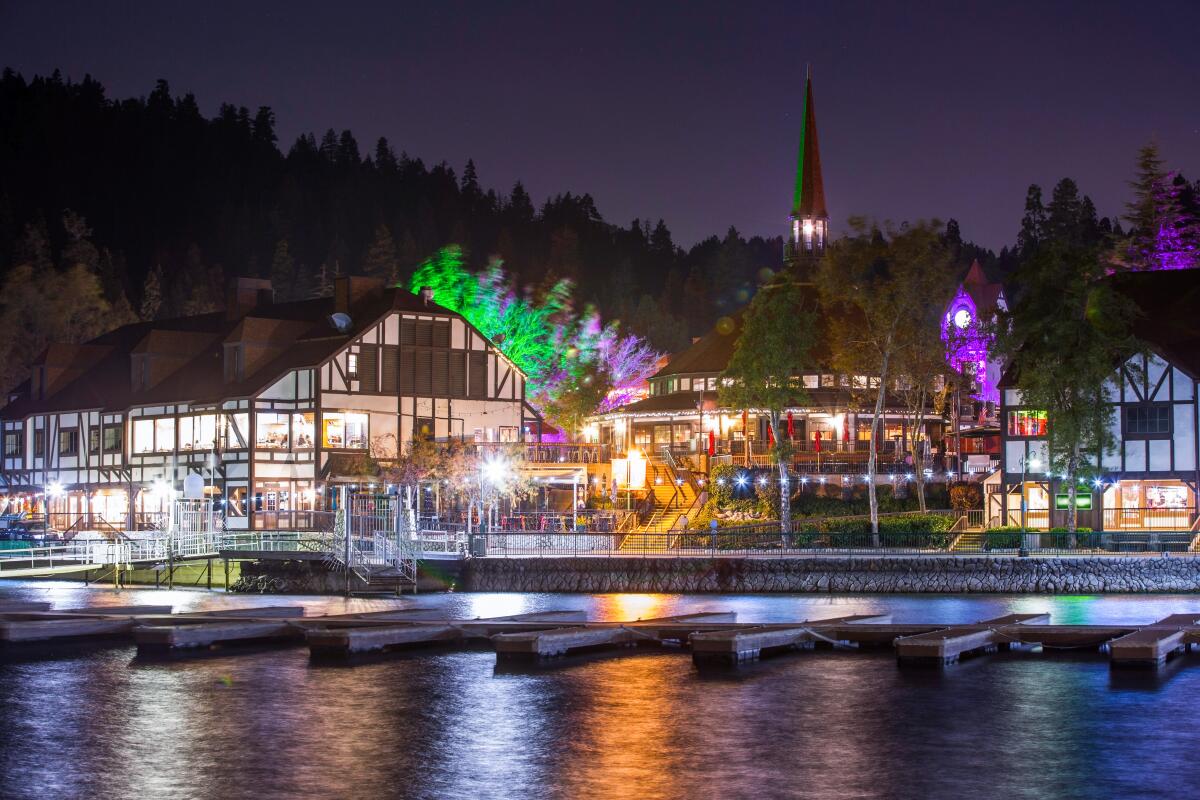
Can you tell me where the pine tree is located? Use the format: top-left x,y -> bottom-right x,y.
140,267 -> 164,321
1016,185 -> 1047,257
270,238 -> 295,299
1121,142 -> 1199,271
363,225 -> 399,284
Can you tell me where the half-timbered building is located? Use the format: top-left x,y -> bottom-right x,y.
0,276 -> 536,531
996,268 -> 1200,530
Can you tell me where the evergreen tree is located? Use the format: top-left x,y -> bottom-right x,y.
362,225 -> 399,284
1119,142 -> 1200,271
1016,185 -> 1047,257
995,185 -> 1143,533
140,267 -> 164,321
270,238 -> 295,298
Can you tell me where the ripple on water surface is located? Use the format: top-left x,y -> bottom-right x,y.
2,582 -> 1200,800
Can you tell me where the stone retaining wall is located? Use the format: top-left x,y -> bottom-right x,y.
463,556 -> 1200,593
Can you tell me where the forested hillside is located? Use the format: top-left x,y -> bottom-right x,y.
0,69 -> 787,356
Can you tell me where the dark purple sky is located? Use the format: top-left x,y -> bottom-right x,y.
3,1 -> 1198,251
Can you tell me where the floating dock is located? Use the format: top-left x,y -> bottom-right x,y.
1,602 -> 1199,670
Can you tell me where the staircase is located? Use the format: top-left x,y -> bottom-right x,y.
951,530 -> 985,552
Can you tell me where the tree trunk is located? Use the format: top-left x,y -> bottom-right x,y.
869,353 -> 890,545
773,412 -> 791,539
910,386 -> 928,513
1067,446 -> 1079,541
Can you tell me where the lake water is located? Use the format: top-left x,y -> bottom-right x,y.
2,581 -> 1200,800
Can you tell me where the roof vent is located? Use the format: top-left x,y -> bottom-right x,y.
419,286 -> 434,306
328,312 -> 353,333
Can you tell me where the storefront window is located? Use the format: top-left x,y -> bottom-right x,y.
293,413 -> 315,448
256,412 -> 290,449
1007,410 -> 1047,437
179,414 -> 217,451
322,412 -> 368,449
1146,484 -> 1188,509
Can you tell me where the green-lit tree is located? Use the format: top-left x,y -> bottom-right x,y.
719,275 -> 818,535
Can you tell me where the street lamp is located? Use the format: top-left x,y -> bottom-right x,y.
1019,455 -> 1041,557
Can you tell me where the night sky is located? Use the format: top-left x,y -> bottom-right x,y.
3,1 -> 1198,252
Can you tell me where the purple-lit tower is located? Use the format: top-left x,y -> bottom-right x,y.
943,261 -> 1005,404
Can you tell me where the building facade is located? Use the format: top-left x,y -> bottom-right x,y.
0,277 -> 536,531
995,269 -> 1200,530
588,73 -> 944,478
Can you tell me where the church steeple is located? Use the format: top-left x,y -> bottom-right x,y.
788,68 -> 828,260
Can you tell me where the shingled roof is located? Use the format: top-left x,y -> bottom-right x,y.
1,281 -> 485,418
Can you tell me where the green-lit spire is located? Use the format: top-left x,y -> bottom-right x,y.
791,69 -> 827,220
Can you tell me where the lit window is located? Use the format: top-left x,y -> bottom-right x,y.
292,413 -> 315,449
322,412 -> 368,449
179,415 -> 217,451
103,425 -> 122,453
348,353 -> 359,379
1007,410 -> 1047,437
256,413 -> 291,449
58,430 -> 78,456
4,432 -> 21,457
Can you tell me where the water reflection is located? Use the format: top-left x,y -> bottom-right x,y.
4,584 -> 1200,799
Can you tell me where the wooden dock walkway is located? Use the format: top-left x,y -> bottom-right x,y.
3,602 -> 1200,671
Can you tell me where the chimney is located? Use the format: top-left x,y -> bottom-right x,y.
419,286 -> 434,306
334,276 -> 386,314
226,277 -> 274,320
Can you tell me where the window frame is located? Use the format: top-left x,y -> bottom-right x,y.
1006,409 -> 1048,439
1124,403 -> 1172,439
58,428 -> 79,457
4,431 -> 22,458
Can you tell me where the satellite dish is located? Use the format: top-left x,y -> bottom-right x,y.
328,312 -> 353,333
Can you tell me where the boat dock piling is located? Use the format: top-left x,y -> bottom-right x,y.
2,602 -> 1200,670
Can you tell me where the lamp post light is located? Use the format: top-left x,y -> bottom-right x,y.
1019,455 -> 1041,557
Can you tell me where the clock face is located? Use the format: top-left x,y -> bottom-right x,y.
953,308 -> 972,329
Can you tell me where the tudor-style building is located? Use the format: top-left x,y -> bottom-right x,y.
0,277 -> 537,531
587,73 -> 944,476
995,268 -> 1200,530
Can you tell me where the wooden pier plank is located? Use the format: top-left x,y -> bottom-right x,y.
0,617 -> 137,643
134,620 -> 302,651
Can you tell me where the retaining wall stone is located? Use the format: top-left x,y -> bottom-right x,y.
462,556 -> 1200,594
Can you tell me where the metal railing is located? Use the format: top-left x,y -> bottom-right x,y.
468,524 -> 1200,558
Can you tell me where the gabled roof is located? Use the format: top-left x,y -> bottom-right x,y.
959,260 -> 1005,315
791,71 -> 827,220
651,310 -> 746,379
0,283 -> 487,419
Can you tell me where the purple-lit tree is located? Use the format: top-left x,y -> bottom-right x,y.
1119,143 -> 1199,272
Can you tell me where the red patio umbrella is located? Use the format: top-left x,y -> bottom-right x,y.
813,430 -> 821,453
767,423 -> 775,447
787,411 -> 795,439
708,429 -> 715,456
